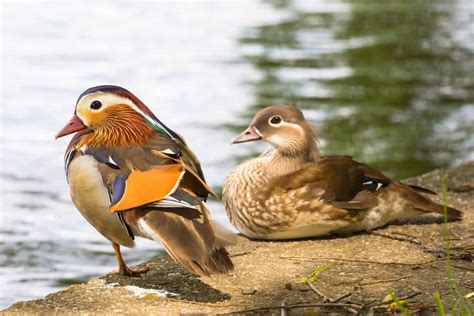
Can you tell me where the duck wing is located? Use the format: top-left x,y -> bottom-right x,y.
272,155 -> 388,210
272,155 -> 461,217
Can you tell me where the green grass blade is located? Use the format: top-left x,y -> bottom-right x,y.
441,176 -> 455,312
433,291 -> 446,316
439,176 -> 473,315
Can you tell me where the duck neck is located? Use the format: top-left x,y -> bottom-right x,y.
268,141 -> 319,177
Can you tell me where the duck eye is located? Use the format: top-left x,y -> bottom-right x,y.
90,100 -> 102,110
270,116 -> 282,125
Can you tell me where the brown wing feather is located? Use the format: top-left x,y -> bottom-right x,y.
152,149 -> 218,199
123,204 -> 234,276
331,190 -> 378,210
273,155 -> 389,209
406,184 -> 437,195
273,155 -> 461,217
149,135 -> 218,199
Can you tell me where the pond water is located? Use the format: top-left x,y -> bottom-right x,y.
1,0 -> 472,308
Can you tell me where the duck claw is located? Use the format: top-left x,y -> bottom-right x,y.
108,265 -> 149,277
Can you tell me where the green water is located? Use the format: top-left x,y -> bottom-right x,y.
232,0 -> 473,179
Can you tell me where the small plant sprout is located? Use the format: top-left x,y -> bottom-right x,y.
385,289 -> 411,316
300,263 -> 334,284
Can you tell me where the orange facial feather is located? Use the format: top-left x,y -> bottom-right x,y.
77,104 -> 154,148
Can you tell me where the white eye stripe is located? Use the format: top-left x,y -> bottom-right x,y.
268,119 -> 304,132
76,92 -> 138,125
77,92 -> 136,109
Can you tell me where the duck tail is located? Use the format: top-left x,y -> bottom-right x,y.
131,203 -> 234,276
396,182 -> 463,218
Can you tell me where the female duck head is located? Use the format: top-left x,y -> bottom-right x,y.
232,105 -> 319,161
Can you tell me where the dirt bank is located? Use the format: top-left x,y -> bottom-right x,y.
3,162 -> 473,315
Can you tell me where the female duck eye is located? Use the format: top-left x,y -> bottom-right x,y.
90,100 -> 102,110
270,116 -> 282,125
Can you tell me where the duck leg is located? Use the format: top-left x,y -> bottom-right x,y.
109,242 -> 149,276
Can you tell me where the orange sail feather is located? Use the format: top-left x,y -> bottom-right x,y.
109,163 -> 184,212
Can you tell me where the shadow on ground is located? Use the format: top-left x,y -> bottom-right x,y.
104,256 -> 231,303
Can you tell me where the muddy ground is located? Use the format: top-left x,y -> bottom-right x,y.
3,162 -> 473,315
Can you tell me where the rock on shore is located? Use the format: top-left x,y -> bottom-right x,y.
3,162 -> 473,315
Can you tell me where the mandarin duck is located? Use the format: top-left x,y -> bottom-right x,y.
223,105 -> 462,240
56,85 -> 234,276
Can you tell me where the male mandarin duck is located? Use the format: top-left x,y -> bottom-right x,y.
223,105 -> 462,240
56,85 -> 234,276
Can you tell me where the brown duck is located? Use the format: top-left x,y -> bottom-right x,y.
223,105 -> 462,240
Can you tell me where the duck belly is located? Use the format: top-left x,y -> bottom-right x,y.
68,155 -> 134,248
258,220 -> 351,240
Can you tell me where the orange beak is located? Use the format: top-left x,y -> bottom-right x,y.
55,115 -> 87,139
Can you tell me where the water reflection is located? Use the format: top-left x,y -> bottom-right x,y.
235,0 -> 473,178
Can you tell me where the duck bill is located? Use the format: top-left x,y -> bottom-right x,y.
231,127 -> 262,144
55,115 -> 87,139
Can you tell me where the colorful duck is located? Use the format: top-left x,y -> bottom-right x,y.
223,105 -> 462,240
56,85 -> 234,276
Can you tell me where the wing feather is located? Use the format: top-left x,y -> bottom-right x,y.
109,163 -> 184,212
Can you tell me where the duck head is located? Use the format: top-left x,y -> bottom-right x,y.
56,85 -> 172,148
232,105 -> 319,161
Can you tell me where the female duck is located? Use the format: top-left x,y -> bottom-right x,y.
223,105 -> 461,240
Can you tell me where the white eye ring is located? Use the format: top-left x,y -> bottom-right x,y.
269,115 -> 282,126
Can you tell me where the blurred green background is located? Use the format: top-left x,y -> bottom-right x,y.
230,0 -> 473,179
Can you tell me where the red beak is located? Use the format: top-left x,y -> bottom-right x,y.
55,115 -> 87,139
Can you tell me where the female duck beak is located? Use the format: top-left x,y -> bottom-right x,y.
55,115 -> 87,139
231,126 -> 262,144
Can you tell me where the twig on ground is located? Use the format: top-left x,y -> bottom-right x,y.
306,281 -> 333,302
333,292 -> 352,302
168,297 -> 235,307
453,265 -> 474,272
227,302 -> 363,315
391,231 -> 419,239
230,251 -> 252,257
280,255 -> 436,266
305,281 -> 356,314
369,231 -> 470,259
305,281 -> 352,303
370,231 -> 421,245
359,273 -> 417,286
